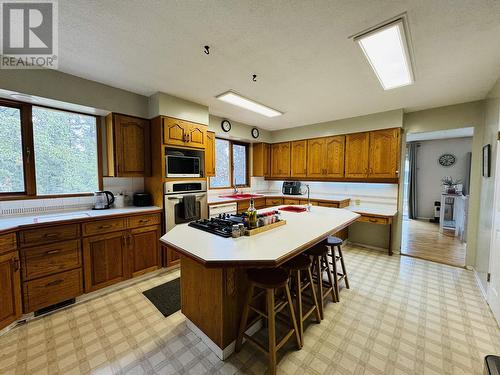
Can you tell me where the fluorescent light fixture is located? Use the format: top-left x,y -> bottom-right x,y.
355,19 -> 414,90
216,91 -> 283,117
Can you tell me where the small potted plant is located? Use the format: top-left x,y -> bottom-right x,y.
441,176 -> 461,194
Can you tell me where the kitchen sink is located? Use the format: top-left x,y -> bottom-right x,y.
219,193 -> 264,199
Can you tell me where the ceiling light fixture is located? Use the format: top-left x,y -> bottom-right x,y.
216,91 -> 283,117
354,18 -> 414,90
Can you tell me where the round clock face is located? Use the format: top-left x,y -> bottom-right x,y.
251,128 -> 259,139
439,154 -> 456,167
221,120 -> 231,132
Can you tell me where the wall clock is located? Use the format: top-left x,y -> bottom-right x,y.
221,120 -> 231,132
251,128 -> 259,139
438,153 -> 456,167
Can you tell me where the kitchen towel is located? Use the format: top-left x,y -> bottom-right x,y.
183,195 -> 197,220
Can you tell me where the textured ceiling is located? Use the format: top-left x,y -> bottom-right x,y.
58,1 -> 500,130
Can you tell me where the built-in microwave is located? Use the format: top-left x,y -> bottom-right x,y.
166,155 -> 201,178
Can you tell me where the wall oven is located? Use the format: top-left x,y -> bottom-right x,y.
164,181 -> 207,232
166,155 -> 201,178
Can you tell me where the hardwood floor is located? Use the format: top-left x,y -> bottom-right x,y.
401,218 -> 466,267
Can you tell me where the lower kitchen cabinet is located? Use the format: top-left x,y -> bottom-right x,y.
0,251 -> 22,330
129,226 -> 160,278
163,245 -> 181,268
23,268 -> 83,312
83,231 -> 130,293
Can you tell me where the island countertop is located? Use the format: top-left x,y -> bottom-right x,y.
160,205 -> 360,267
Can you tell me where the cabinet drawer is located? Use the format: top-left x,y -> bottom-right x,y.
82,218 -> 125,236
19,224 -> 79,247
299,200 -> 319,206
318,202 -> 339,208
357,215 -> 389,225
254,198 -> 266,209
127,214 -> 161,229
23,268 -> 83,313
0,232 -> 17,255
283,198 -> 301,205
265,198 -> 283,206
21,240 -> 81,281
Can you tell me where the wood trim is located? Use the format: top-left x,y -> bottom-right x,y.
208,138 -> 251,189
0,98 -> 103,200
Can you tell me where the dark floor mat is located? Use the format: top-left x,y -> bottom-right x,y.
143,278 -> 181,317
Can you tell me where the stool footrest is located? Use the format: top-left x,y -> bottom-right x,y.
249,305 -> 268,319
242,333 -> 268,354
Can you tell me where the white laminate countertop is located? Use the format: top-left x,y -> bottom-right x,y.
207,191 -> 350,205
0,206 -> 162,232
161,205 -> 360,267
346,205 -> 398,217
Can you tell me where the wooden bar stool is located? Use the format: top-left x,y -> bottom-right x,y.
235,268 -> 301,375
306,244 -> 337,319
326,236 -> 350,301
282,255 -> 321,346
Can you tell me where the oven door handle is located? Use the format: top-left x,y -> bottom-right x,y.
167,194 -> 206,200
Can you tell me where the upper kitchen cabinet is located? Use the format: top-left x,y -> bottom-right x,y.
290,140 -> 307,178
162,116 -> 207,149
270,142 -> 291,178
307,136 -> 345,178
252,143 -> 270,177
205,131 -> 216,177
105,114 -> 151,177
345,132 -> 370,178
368,128 -> 401,179
324,136 -> 345,178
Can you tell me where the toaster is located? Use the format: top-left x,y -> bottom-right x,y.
282,181 -> 302,195
133,192 -> 152,207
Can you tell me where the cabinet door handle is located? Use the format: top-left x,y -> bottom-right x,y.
11,257 -> 20,272
46,279 -> 63,287
44,233 -> 60,238
46,249 -> 61,255
138,219 -> 150,224
369,218 -> 378,223
98,224 -> 112,229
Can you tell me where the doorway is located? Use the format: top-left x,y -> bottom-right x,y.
401,128 -> 474,267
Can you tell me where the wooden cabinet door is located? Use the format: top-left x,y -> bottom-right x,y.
205,131 -> 216,177
163,245 -> 181,268
83,231 -> 129,293
307,138 -> 325,177
187,124 -> 207,149
324,135 -> 345,178
114,115 -> 150,177
345,132 -> 369,178
368,128 -> 400,179
270,143 -> 281,177
129,226 -> 160,278
252,143 -> 270,177
163,117 -> 188,146
0,252 -> 21,330
290,140 -> 307,177
271,142 -> 291,177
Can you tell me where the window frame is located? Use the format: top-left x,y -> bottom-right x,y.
0,98 -> 103,200
209,138 -> 250,190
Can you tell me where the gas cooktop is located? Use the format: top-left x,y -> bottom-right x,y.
188,216 -> 244,238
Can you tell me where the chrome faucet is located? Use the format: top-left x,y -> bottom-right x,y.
305,184 -> 311,211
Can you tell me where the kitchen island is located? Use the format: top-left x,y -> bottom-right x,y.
160,205 -> 359,359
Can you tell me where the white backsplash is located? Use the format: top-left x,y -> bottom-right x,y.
208,177 -> 398,206
0,177 -> 145,216
265,180 -> 398,205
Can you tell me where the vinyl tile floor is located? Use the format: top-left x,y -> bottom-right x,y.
1,246 -> 499,375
